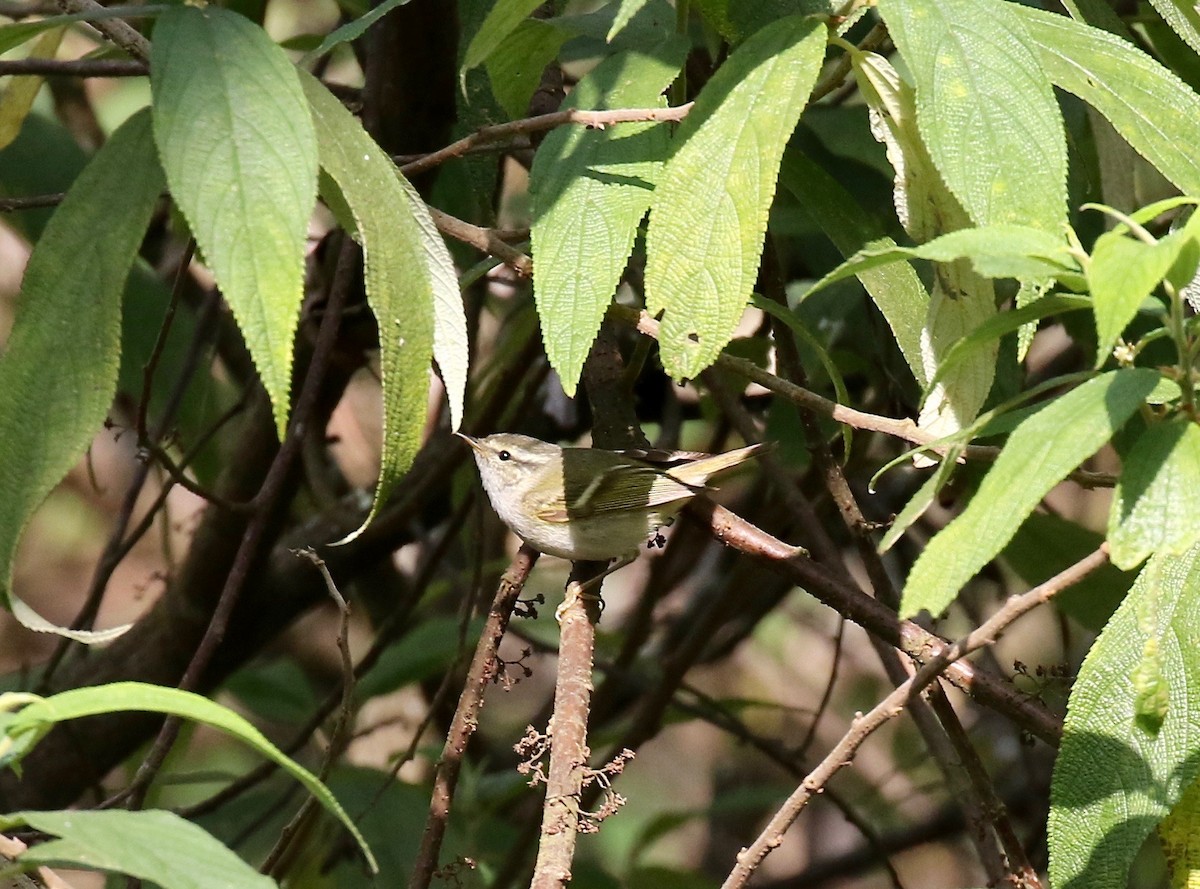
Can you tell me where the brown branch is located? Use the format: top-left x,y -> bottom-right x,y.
407,546 -> 539,889
0,58 -> 146,77
0,193 -> 65,211
399,103 -> 693,177
55,0 -> 149,61
694,498 -> 1064,745
428,207 -> 532,277
720,545 -> 1108,888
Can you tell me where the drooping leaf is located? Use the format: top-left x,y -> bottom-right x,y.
900,368 -> 1161,618
880,0 -> 1068,231
531,46 -> 684,396
877,449 -> 960,554
1049,548 -> 1200,889
301,74 -> 442,539
0,810 -> 275,889
778,149 -> 929,385
1147,0 -> 1200,58
0,681 -> 376,872
0,28 -> 63,151
150,5 -> 318,438
0,110 -> 162,643
1108,419 -> 1200,570
303,0 -> 417,62
461,0 -> 544,80
645,15 -> 827,380
848,47 -> 998,451
1016,5 -> 1200,195
1089,230 -> 1186,364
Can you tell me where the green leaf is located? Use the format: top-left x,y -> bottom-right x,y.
930,293 -> 1092,390
0,682 -> 376,873
1108,419 -> 1200,570
0,810 -> 275,889
531,47 -> 683,396
608,0 -> 654,41
900,368 -> 1161,618
1147,0 -> 1200,58
802,225 -> 1081,302
484,19 -> 570,119
1089,230 -> 1185,364
1049,548 -> 1200,889
778,149 -> 929,385
645,15 -> 827,380
302,74 -> 440,538
878,450 -> 959,554
0,5 -> 167,55
0,28 -> 63,152
302,0 -> 416,62
879,0 -> 1068,231
461,0 -> 545,79
150,5 -> 318,439
1016,5 -> 1200,195
0,110 -> 162,643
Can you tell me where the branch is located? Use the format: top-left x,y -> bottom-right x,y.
55,0 -> 149,61
720,545 -> 1108,888
428,207 -> 532,277
0,58 -> 145,77
399,103 -> 693,177
407,546 -> 539,889
691,498 -> 1065,745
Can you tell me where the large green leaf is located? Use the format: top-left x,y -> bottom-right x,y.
1109,419 -> 1200,570
0,110 -> 162,643
531,46 -> 683,396
1049,547 -> 1200,889
150,5 -> 318,439
900,369 -> 1161,618
802,224 -> 1080,299
302,75 -> 445,539
1015,5 -> 1200,195
644,15 -> 826,380
880,0 -> 1068,231
778,149 -> 929,385
1089,229 -> 1186,364
847,47 -> 997,449
0,810 -> 274,889
0,681 -> 376,872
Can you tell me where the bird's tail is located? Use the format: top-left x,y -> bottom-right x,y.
667,442 -> 767,488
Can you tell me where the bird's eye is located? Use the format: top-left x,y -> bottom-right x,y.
498,450 -> 511,461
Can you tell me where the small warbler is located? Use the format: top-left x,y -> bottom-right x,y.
457,432 -> 763,563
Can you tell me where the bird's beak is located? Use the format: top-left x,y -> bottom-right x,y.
454,431 -> 480,450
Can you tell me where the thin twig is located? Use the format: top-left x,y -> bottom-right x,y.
693,498 -> 1065,745
407,546 -> 539,889
260,548 -> 358,878
399,103 -> 693,177
136,240 -> 195,444
0,58 -> 146,77
0,193 -> 65,211
428,207 -> 532,277
720,545 -> 1109,888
